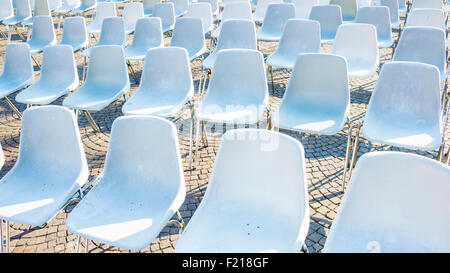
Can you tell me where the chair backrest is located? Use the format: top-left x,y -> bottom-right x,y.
332,23 -> 379,72
363,62 -> 441,137
329,0 -> 357,21
185,2 -> 213,33
130,17 -> 163,49
34,0 -> 51,16
48,0 -> 61,10
276,19 -> 321,60
61,16 -> 88,47
170,17 -> 205,55
123,2 -> 144,30
309,5 -> 342,40
170,0 -> 188,13
406,8 -> 446,30
323,151 -> 450,252
281,53 -> 349,120
198,0 -> 218,15
0,0 -> 14,19
80,0 -> 96,8
98,16 -> 126,46
259,3 -> 296,36
1,43 -> 34,85
39,45 -> 78,86
221,1 -> 253,21
374,0 -> 399,25
153,2 -> 175,28
15,0 -> 32,18
92,2 -> 116,25
143,0 -> 161,13
101,115 -> 185,202
292,0 -> 318,18
253,0 -> 283,20
411,0 -> 443,10
355,6 -> 392,43
85,45 -> 129,88
30,15 -> 56,44
393,27 -> 446,80
216,19 -> 257,51
138,47 -> 193,101
16,106 -> 87,177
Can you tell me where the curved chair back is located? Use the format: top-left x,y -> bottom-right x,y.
374,0 -> 400,27
292,0 -> 318,18
0,43 -> 34,91
143,0 -> 161,15
309,5 -> 342,42
0,0 -> 14,20
170,17 -> 205,60
355,6 -> 392,47
253,0 -> 282,21
88,2 -> 116,32
29,15 -> 56,46
37,45 -> 78,89
123,2 -> 144,33
129,17 -> 163,50
277,19 -> 321,56
258,3 -> 296,40
217,19 -> 257,51
185,2 -> 213,34
406,8 -> 446,30
60,16 -> 89,51
170,0 -> 188,16
329,0 -> 356,21
98,16 -> 126,47
411,0 -> 443,10
198,0 -> 218,16
34,0 -> 51,16
152,2 -> 175,32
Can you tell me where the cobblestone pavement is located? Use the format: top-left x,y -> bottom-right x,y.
0,4 -> 449,253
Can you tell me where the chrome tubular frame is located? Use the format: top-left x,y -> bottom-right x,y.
3,96 -> 22,118
127,60 -> 140,84
31,54 -> 41,70
341,117 -> 353,192
82,110 -> 101,132
167,210 -> 186,235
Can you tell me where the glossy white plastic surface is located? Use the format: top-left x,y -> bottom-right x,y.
362,62 -> 442,151
143,0 -> 161,16
329,0 -> 356,21
252,0 -> 282,22
59,16 -> 89,52
266,18 -> 320,69
203,19 -> 257,69
257,3 -> 296,41
3,0 -> 31,26
170,17 -> 205,61
67,116 -> 186,251
355,6 -> 393,48
212,2 -> 253,38
185,2 -> 213,34
398,0 -> 406,12
0,106 -> 89,227
63,45 -> 130,111
54,0 -> 81,13
123,2 -> 144,34
72,0 -> 97,14
0,43 -> 34,99
197,49 -> 269,125
273,53 -> 349,134
86,2 -> 116,34
123,47 -> 193,117
332,23 -> 379,78
198,0 -> 218,16
323,151 -> 450,253
292,0 -> 318,18
406,8 -> 446,31
175,129 -> 310,253
374,0 -> 400,27
0,0 -> 14,22
309,5 -> 342,44
170,0 -> 188,17
124,17 -> 163,61
152,2 -> 175,32
26,16 -> 57,55
411,0 -> 443,10
83,16 -> 126,57
16,45 -> 79,105
22,0 -> 50,26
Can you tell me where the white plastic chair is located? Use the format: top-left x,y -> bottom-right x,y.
170,17 -> 206,61
170,0 -> 189,17
292,0 -> 318,18
66,115 -> 186,252
374,0 -> 400,27
211,2 -> 253,38
72,0 -> 96,14
0,0 -> 14,23
54,0 -> 81,29
26,15 -> 57,69
86,2 -> 116,34
355,6 -> 394,48
49,0 -> 62,10
82,16 -> 126,58
393,27 -> 447,86
323,151 -> 450,253
0,105 -> 89,253
329,0 -> 357,22
332,23 -> 379,78
59,16 -> 89,52
143,0 -> 161,16
185,2 -> 213,34
309,5 -> 342,44
406,8 -> 446,31
21,0 -> 51,34
0,43 -> 34,117
411,0 -> 443,10
124,17 -> 163,62
257,3 -> 296,41
152,2 -> 175,33
252,0 -> 282,22
175,129 -> 310,253
123,2 -> 144,34
63,45 -> 130,132
2,0 -> 32,41
198,0 -> 219,16
16,45 -> 79,106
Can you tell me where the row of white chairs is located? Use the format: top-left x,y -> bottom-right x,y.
0,106 -> 449,253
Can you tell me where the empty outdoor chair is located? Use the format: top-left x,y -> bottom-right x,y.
344,62 -> 444,189
170,0 -> 189,17
123,2 -> 144,34
211,2 -> 253,38
323,151 -> 450,253
72,0 -> 96,14
2,0 -> 32,41
393,27 -> 447,86
374,0 -> 400,27
143,0 -> 161,16
54,0 -> 82,29
16,45 -> 79,106
63,45 -> 130,132
272,53 -> 351,190
0,43 -> 34,117
257,3 -> 296,42
25,15 -> 57,69
309,5 -> 342,44
355,6 -> 394,48
49,0 -> 62,10
170,17 -> 206,61
292,0 -> 318,18
0,0 -> 13,39
152,2 -> 175,33
82,16 -> 126,58
411,0 -> 443,10
185,2 -> 214,35
21,0 -> 51,40
329,0 -> 357,22
198,0 -> 219,16
86,2 -> 116,35
175,129 -> 310,253
0,105 -> 89,253
124,17 -> 163,83
332,23 -> 379,78
266,19 -> 321,87
194,49 -> 269,167
252,0 -> 283,22
406,8 -> 446,31
59,16 -> 89,53
66,115 -> 186,252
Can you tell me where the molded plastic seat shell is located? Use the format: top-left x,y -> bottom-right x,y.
72,0 -> 97,14
26,15 -> 57,55
86,2 -> 116,34
185,2 -> 213,34
257,3 -> 296,41
309,5 -> 342,44
59,16 -> 89,52
292,0 -> 318,18
22,0 -> 51,26
152,2 -> 175,32
411,0 -> 443,10
2,0 -> 31,26
198,0 -> 218,16
0,0 -> 14,22
143,0 -> 161,16
212,2 -> 253,38
82,16 -> 126,57
252,0 -> 282,22
123,2 -> 144,34
124,17 -> 163,61
170,17 -> 206,61
170,0 -> 188,17
355,6 -> 393,48
406,8 -> 446,31
329,0 -> 356,22
54,0 -> 81,13
374,0 -> 400,27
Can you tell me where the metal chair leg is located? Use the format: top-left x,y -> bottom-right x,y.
3,97 -> 22,118
167,210 -> 186,235
75,235 -> 81,253
194,118 -> 201,169
0,219 -> 3,253
347,124 -> 362,182
82,110 -> 101,132
342,119 -> 353,192
5,220 -> 9,253
201,120 -> 208,147
127,60 -> 139,84
84,238 -> 88,253
189,104 -> 195,170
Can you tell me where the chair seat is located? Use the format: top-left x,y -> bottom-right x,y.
66,178 -> 178,250
0,76 -> 33,98
257,29 -> 281,41
125,45 -> 157,61
174,9 -> 187,17
347,64 -> 377,78
72,4 -> 97,14
86,23 -> 102,34
186,47 -> 206,61
83,43 -> 125,57
125,25 -> 135,34
202,52 -> 217,69
378,38 -> 394,48
60,40 -> 89,52
0,14 -> 13,21
162,23 -> 175,33
197,98 -> 267,124
3,15 -> 31,25
27,40 -> 56,55
266,52 -> 296,69
16,79 -> 78,105
144,8 -> 153,16
63,84 -> 129,111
